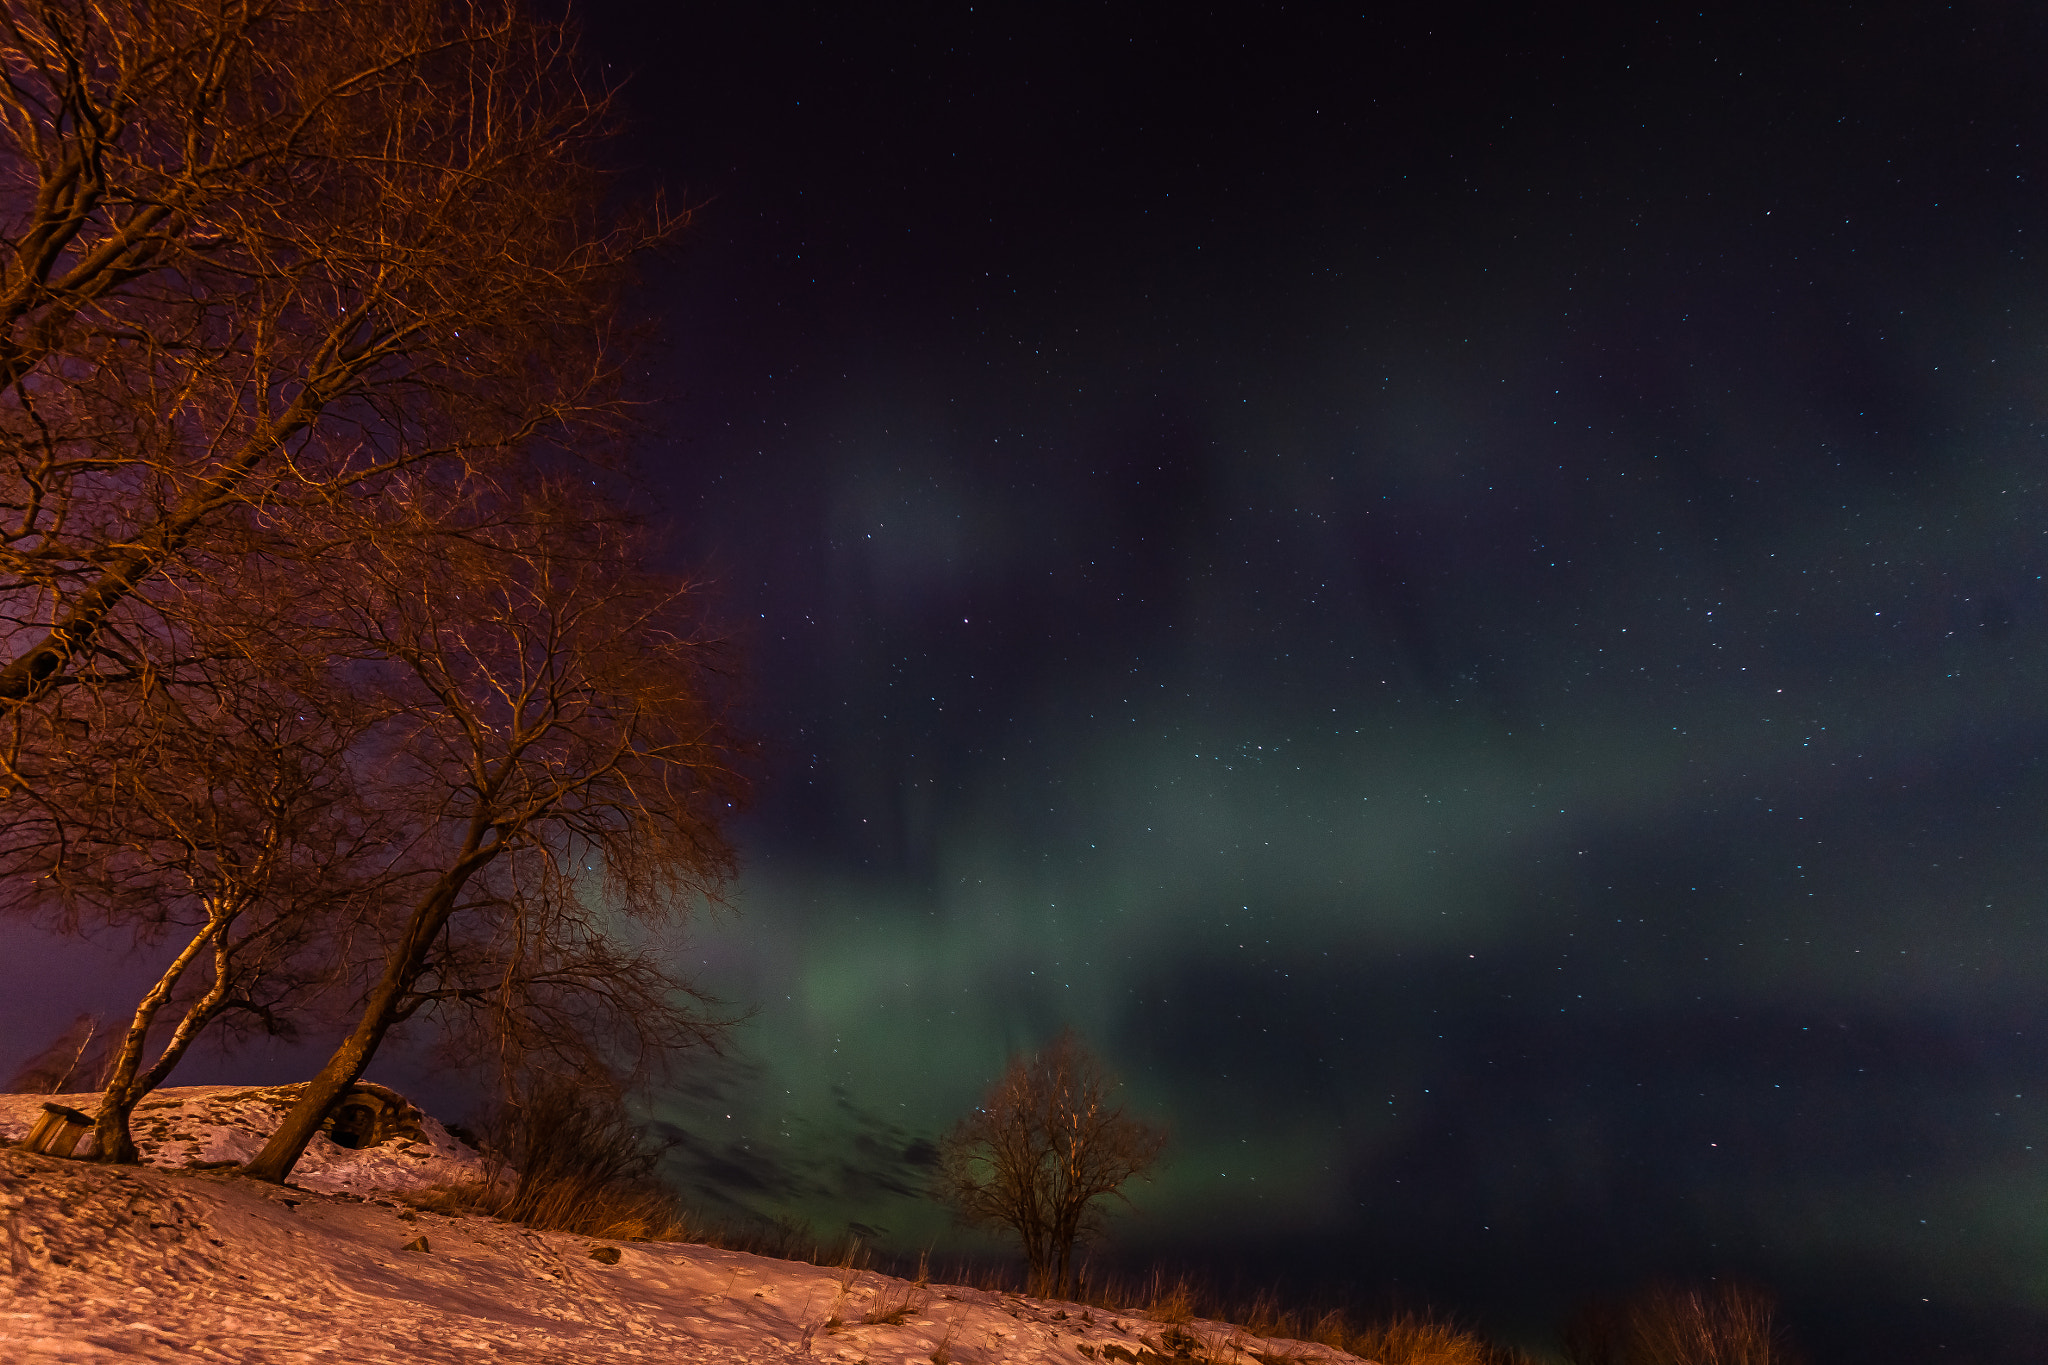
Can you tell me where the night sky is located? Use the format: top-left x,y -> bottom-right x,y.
7,1 -> 2047,1359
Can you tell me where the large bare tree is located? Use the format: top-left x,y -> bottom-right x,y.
938,1029 -> 1168,1300
0,0 -> 736,1180
240,486 -> 742,1183
0,0 -> 673,723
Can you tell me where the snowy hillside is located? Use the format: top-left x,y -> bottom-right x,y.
0,1121 -> 1372,1364
0,1084 -> 492,1198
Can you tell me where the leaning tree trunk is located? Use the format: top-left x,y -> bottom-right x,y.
241,859 -> 484,1182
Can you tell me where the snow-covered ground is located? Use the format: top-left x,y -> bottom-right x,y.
0,1090 -> 1372,1364
0,1085 -> 494,1198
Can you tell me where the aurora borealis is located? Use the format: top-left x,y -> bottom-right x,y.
5,1 -> 2045,1358
596,2 -> 2048,1357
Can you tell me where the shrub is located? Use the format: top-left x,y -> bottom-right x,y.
1342,1311 -> 1495,1365
415,1081 -> 690,1241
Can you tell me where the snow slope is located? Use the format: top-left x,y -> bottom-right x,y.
0,1142 -> 1372,1364
0,1085 -> 491,1198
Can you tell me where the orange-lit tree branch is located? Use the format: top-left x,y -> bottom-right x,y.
242,487 -> 742,1183
0,0 -> 680,712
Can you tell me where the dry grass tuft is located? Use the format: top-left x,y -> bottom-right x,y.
822,1263 -> 863,1328
860,1277 -> 927,1325
1156,1321 -> 1211,1357
1623,1283 -> 1786,1365
1341,1310 -> 1495,1365
1239,1289 -> 1303,1341
1559,1283 -> 1792,1365
405,1169 -> 693,1242
1309,1307 -> 1352,1347
1147,1273 -> 1198,1325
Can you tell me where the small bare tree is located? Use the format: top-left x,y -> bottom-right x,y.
240,486 -> 741,1183
938,1029 -> 1167,1299
3,1012 -> 116,1092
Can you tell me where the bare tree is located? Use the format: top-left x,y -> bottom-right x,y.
938,1029 -> 1167,1299
0,0 -> 674,722
91,692 -> 394,1163
240,486 -> 742,1183
3,1011 -> 116,1092
0,622 -> 404,1161
0,1 -> 738,1172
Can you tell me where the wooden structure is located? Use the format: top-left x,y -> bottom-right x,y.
23,1102 -> 95,1158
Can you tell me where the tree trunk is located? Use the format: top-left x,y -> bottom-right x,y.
1027,1231 -> 1055,1299
238,993 -> 391,1183
241,860 -> 482,1183
132,946 -> 235,1095
91,910 -> 228,1164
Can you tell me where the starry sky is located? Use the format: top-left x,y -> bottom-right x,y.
5,1 -> 2044,1359
581,1 -> 2048,1357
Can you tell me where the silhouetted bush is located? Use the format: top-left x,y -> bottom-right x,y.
412,1081 -> 688,1241
1562,1283 -> 1793,1365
